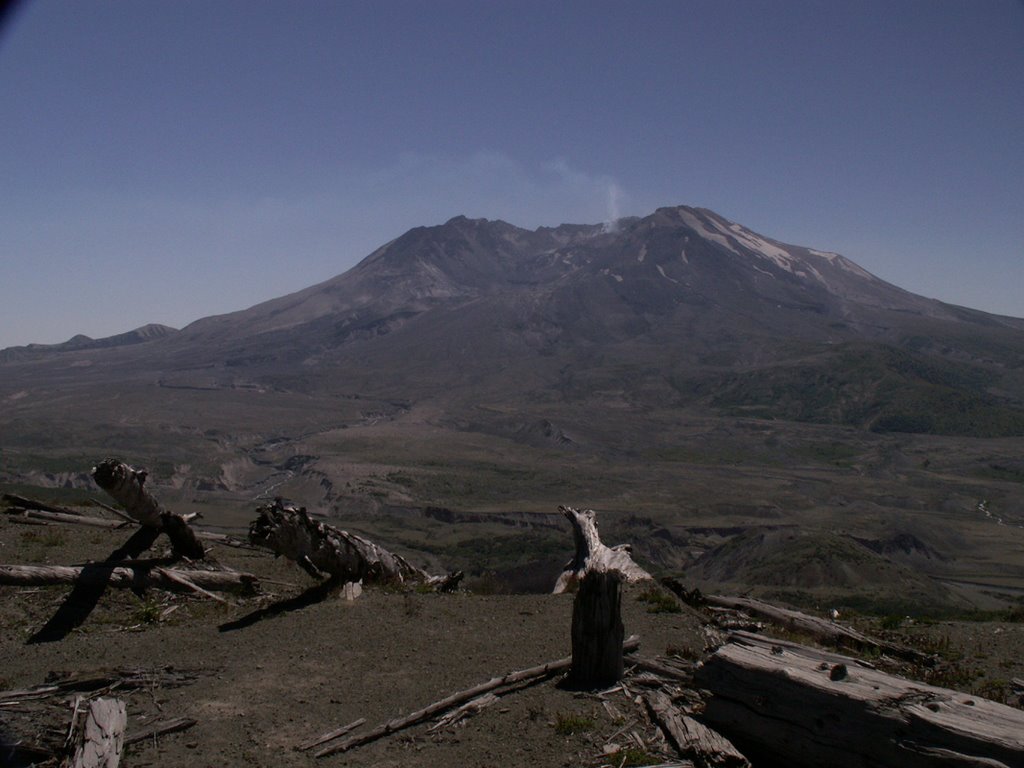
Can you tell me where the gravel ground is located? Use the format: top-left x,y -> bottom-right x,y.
0,516 -> 705,768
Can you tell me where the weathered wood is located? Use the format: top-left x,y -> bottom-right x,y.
3,507 -> 128,529
700,593 -> 928,663
92,459 -> 205,559
2,493 -> 87,515
695,631 -> 1024,768
644,689 -> 750,768
428,693 -> 498,731
0,564 -> 258,594
248,498 -> 461,589
315,635 -> 641,757
124,716 -> 197,745
71,697 -> 126,768
568,570 -> 625,688
553,506 -> 652,594
297,718 -> 367,752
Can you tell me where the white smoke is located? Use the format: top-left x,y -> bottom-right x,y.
603,182 -> 623,233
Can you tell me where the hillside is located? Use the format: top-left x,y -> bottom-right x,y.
2,205 -> 1024,613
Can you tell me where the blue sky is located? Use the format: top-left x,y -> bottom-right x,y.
1,0 -> 1022,349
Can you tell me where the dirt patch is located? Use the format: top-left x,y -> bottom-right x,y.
0,517 -> 703,767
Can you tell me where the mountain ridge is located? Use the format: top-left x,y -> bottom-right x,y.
3,204 -> 1024,437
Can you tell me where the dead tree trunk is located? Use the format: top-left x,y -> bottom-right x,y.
556,506 -> 651,689
91,459 -> 204,560
553,506 -> 652,594
695,631 -> 1024,768
568,570 -> 625,688
248,499 -> 462,589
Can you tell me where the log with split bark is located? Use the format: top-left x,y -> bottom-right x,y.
70,697 -> 126,768
91,459 -> 205,560
695,631 -> 1024,768
644,689 -> 750,768
247,498 -> 462,590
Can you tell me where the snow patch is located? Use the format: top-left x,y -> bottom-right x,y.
656,264 -> 678,283
719,221 -> 795,271
809,249 -> 875,279
680,248 -> 688,264
601,268 -> 624,283
637,245 -> 647,263
678,210 -> 740,255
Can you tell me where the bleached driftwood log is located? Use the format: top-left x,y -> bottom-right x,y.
92,459 -> 205,560
700,593 -> 928,663
248,499 -> 462,590
71,697 -> 126,768
0,564 -> 258,595
644,689 -> 750,768
553,506 -> 652,594
695,631 -> 1024,768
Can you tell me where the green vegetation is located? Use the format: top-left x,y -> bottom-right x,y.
552,712 -> 595,736
636,586 -> 682,614
705,343 -> 1024,437
131,596 -> 163,626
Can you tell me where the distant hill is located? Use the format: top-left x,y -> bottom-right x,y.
0,323 -> 178,363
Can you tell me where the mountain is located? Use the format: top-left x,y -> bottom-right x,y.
5,204 -> 1024,609
3,205 -> 1024,436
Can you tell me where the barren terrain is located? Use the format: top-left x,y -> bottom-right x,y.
2,506 -> 1023,768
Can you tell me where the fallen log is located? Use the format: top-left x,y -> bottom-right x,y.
695,631 -> 1024,768
124,716 -> 197,746
70,697 -> 126,768
3,507 -> 129,529
315,635 -> 641,758
553,506 -> 652,594
248,498 -> 462,589
297,718 -> 366,752
0,564 -> 258,595
92,459 -> 205,560
644,690 -> 750,768
700,593 -> 928,663
3,504 -> 255,550
2,493 -> 87,516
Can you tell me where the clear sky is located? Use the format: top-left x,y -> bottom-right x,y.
1,0 -> 1022,349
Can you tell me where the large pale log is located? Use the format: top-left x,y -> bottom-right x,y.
248,498 -> 461,589
91,459 -> 205,560
0,564 -> 258,595
695,631 -> 1024,768
553,506 -> 652,594
315,635 -> 641,758
700,593 -> 928,663
71,697 -> 126,768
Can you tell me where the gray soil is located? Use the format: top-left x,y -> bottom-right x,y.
0,518 -> 705,768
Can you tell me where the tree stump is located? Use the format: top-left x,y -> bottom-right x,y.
567,569 -> 625,688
